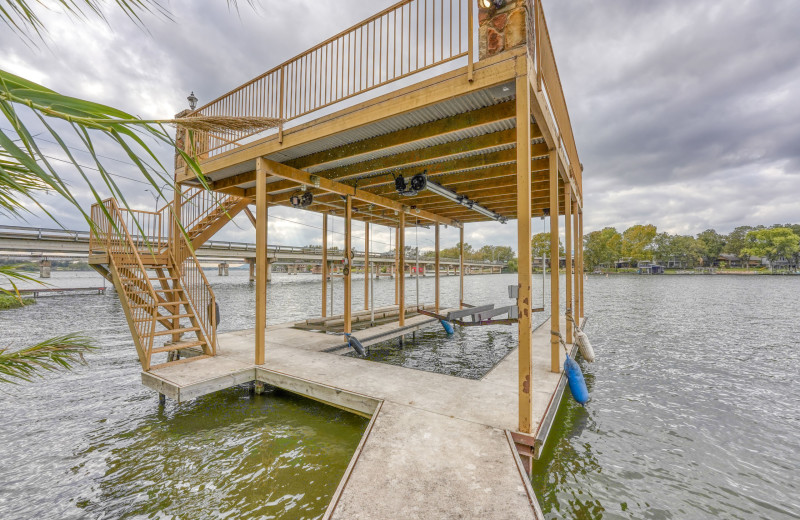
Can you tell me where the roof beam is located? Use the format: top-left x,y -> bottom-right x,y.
259,158 -> 460,227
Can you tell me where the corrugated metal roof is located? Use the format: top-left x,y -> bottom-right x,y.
263,88 -> 514,165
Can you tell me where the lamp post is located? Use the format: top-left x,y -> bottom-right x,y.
187,91 -> 198,110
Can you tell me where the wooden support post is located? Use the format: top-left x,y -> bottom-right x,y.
435,223 -> 440,313
364,222 -> 370,311
459,226 -> 465,309
344,196 -> 352,334
399,213 -> 406,326
573,200 -> 580,328
515,69 -> 534,433
549,149 -> 560,373
564,186 -> 573,344
579,209 -> 585,319
322,212 -> 328,317
255,157 -> 268,366
394,226 -> 400,305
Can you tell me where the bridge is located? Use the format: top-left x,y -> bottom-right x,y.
0,225 -> 507,279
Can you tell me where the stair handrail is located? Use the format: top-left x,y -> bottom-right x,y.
173,232 -> 218,355
103,198 -> 160,367
179,186 -> 236,236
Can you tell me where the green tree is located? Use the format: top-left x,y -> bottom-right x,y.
724,225 -> 755,265
743,227 -> 800,272
621,224 -> 657,263
696,229 -> 726,266
583,227 -> 621,270
531,232 -> 564,268
672,235 -> 702,268
652,232 -> 675,264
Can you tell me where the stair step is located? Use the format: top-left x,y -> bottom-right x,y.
152,327 -> 200,337
134,313 -> 193,322
131,300 -> 189,308
152,288 -> 183,293
151,340 -> 205,354
149,354 -> 212,371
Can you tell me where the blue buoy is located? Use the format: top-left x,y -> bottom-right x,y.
346,334 -> 366,356
564,354 -> 589,405
440,320 -> 455,335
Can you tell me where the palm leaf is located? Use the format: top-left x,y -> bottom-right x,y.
0,333 -> 95,384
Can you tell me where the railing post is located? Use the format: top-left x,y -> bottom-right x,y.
535,0 -> 542,91
467,0 -> 474,82
278,65 -> 285,144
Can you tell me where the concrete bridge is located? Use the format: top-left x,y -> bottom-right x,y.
0,225 -> 507,279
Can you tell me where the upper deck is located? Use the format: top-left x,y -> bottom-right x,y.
175,0 -> 583,227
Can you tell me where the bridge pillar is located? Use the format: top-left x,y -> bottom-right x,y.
39,260 -> 51,278
266,259 -> 272,282
218,262 -> 229,276
248,259 -> 255,282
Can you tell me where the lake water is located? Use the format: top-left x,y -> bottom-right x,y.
1,270 -> 798,519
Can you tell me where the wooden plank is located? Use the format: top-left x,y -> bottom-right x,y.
516,63 -> 535,434
255,158 -> 268,365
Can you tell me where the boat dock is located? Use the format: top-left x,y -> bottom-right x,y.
86,1 -> 588,517
143,312 -> 577,518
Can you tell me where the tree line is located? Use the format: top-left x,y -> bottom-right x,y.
583,224 -> 800,271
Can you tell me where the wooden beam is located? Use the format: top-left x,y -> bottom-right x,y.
322,212 -> 328,318
579,209 -> 584,319
549,149 -> 560,373
399,212 -> 405,326
255,157 -> 268,366
344,195 -> 352,334
459,226 -> 465,308
573,199 -> 580,330
516,66 -> 534,434
564,185 -> 573,344
260,158 -> 459,227
435,223 -> 440,313
364,221 -> 369,311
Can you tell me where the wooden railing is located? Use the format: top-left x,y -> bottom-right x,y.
176,236 -> 218,354
92,199 -> 159,365
530,0 -> 582,186
188,0 -> 472,158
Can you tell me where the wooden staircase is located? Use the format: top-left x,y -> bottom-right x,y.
89,189 -> 246,371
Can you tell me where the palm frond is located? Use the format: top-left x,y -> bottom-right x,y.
0,333 -> 95,384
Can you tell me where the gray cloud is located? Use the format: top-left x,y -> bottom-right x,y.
1,0 -> 798,251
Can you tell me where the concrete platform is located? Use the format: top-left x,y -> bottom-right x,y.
142,313 -> 576,519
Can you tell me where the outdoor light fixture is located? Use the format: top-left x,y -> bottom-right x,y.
394,172 -> 507,224
479,0 -> 505,9
310,175 -> 321,188
290,191 -> 313,208
187,91 -> 197,110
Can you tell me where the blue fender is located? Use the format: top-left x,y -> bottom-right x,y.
564,355 -> 589,405
440,320 -> 455,335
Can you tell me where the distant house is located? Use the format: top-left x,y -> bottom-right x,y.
718,253 -> 763,268
637,260 -> 664,274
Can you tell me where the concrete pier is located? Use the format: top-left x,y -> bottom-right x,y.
142,313 -> 576,518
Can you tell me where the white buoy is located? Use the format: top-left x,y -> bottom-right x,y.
576,330 -> 595,362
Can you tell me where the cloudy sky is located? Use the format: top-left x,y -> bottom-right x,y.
1,0 -> 798,254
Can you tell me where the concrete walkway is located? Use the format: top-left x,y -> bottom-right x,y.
143,313 -> 572,519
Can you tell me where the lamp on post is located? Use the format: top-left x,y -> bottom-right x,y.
478,0 -> 505,9
187,91 -> 198,110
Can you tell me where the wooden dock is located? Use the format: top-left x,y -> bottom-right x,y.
142,313 -> 577,518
